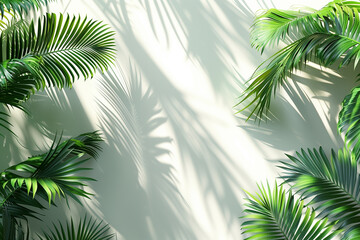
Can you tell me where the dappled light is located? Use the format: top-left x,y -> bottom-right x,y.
2,0 -> 358,239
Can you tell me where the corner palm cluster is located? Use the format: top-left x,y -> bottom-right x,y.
0,0 -> 115,239
241,0 -> 360,239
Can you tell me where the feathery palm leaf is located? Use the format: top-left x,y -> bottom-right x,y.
238,33 -> 326,120
0,0 -> 52,18
1,14 -> 29,39
0,188 -> 44,240
241,181 -> 341,240
0,10 -> 18,32
0,132 -> 103,239
0,56 -> 42,107
239,4 -> 360,120
1,131 -> 103,205
38,215 -> 114,240
0,12 -> 115,134
338,85 -> 360,154
0,12 -> 116,90
0,55 -> 40,135
280,147 -> 360,238
251,1 -> 360,52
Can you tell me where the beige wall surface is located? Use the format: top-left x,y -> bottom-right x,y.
1,0 -> 358,239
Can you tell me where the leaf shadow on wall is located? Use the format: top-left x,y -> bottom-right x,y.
0,81 -> 98,167
89,0 -> 254,238
87,65 -> 201,240
238,63 -> 359,161
104,0 -> 261,100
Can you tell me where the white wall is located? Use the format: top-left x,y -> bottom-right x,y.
1,0 -> 358,239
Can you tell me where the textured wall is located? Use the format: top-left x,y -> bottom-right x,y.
2,0 -> 358,239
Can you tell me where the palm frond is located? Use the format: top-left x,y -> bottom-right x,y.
0,56 -> 42,107
0,132 -> 103,239
0,9 -> 17,32
38,215 -> 114,240
239,5 -> 360,120
0,0 -> 53,18
1,13 -> 116,89
238,33 -> 326,120
251,1 -> 360,52
0,13 -> 115,135
1,13 -> 29,39
0,185 -> 45,240
0,131 -> 103,205
251,3 -> 332,52
241,181 -> 341,240
280,147 -> 360,238
338,85 -> 360,154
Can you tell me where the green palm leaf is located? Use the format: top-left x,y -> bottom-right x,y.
280,147 -> 360,238
38,215 -> 114,240
239,5 -> 360,120
338,85 -> 360,155
0,0 -> 53,18
251,1 -> 360,52
0,56 -> 42,107
0,10 -> 19,32
1,12 -> 116,89
238,33 -> 326,120
0,131 -> 103,239
1,131 -> 102,204
0,180 -> 48,240
1,13 -> 29,39
241,181 -> 341,240
0,13 -> 115,134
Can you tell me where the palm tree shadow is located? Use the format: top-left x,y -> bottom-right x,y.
0,79 -> 98,169
82,64 -> 201,239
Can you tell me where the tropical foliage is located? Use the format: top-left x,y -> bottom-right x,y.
0,0 -> 53,17
282,147 -> 360,238
242,182 -> 341,239
38,215 -> 114,240
241,0 -> 360,239
242,146 -> 360,239
0,0 -> 116,239
0,2 -> 115,134
0,132 -> 105,239
237,0 -> 360,149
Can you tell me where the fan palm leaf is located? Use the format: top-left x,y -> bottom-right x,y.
239,5 -> 360,120
280,147 -> 360,238
241,181 -> 341,240
38,215 -> 114,240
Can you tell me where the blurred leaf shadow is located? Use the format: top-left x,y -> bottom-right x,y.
95,0 -> 264,101
86,0 -> 255,238
85,64 -> 202,239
